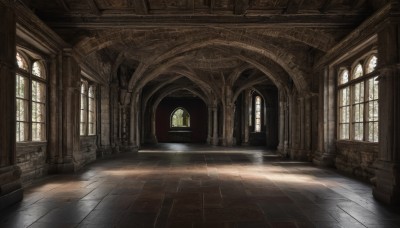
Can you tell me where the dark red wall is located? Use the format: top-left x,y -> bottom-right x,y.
156,97 -> 207,143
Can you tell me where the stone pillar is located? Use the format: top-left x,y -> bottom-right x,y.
313,67 -> 336,166
0,0 -> 22,210
109,82 -> 119,153
242,90 -> 250,146
59,50 -> 81,172
97,85 -> 112,156
277,91 -> 286,155
224,103 -> 235,146
212,106 -> 219,146
373,23 -> 400,204
151,107 -> 158,143
207,106 -> 212,144
48,54 -> 62,166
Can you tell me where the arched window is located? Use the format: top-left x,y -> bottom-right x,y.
255,96 -> 262,132
337,54 -> 379,142
171,108 -> 190,128
88,86 -> 96,135
353,63 -> 363,79
80,81 -> 88,136
16,51 -> 47,142
366,55 -> 377,74
338,69 -> 349,85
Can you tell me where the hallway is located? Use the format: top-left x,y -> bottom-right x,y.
1,144 -> 400,228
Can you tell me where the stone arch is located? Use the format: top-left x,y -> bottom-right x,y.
128,38 -> 309,95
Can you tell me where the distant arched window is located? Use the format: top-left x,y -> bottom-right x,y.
255,96 -> 262,132
80,80 -> 97,136
171,108 -> 190,128
337,54 -> 379,142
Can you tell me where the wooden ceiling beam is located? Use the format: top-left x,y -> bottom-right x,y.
351,0 -> 367,10
87,0 -> 101,15
234,0 -> 249,15
319,0 -> 333,13
134,0 -> 149,15
56,0 -> 70,12
283,0 -> 304,14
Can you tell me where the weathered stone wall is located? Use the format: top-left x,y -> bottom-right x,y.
335,141 -> 378,181
16,143 -> 47,186
79,136 -> 97,167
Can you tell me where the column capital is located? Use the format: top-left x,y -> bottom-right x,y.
378,63 -> 400,76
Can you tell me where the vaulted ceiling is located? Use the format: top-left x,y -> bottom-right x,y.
21,0 -> 388,103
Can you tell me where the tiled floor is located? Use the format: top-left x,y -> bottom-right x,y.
1,143 -> 400,228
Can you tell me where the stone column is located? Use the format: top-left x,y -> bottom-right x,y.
59,49 -> 81,172
97,85 -> 112,156
109,82 -> 119,153
0,0 -> 22,210
150,106 -> 158,144
207,106 -> 212,144
48,54 -> 62,166
313,67 -> 336,166
225,103 -> 235,146
373,23 -> 400,204
242,90 -> 250,145
212,106 -> 219,146
277,91 -> 286,155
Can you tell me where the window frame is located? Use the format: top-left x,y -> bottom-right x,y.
170,107 -> 191,128
80,79 -> 97,136
337,54 -> 379,143
16,51 -> 48,142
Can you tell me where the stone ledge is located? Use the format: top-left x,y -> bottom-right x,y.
0,188 -> 23,211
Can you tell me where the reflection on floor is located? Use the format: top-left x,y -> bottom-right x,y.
1,143 -> 400,228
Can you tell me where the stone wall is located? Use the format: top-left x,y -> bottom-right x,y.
16,142 -> 47,186
79,136 -> 98,167
335,141 -> 378,181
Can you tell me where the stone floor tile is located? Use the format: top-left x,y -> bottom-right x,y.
1,144 -> 400,228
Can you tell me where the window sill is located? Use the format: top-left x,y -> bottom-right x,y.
16,141 -> 47,145
336,140 -> 378,145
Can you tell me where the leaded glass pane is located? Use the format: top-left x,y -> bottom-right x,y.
16,53 -> 28,71
16,99 -> 28,121
32,123 -> 45,141
353,64 -> 363,79
32,81 -> 46,102
366,56 -> 377,74
354,123 -> 363,140
16,122 -> 29,142
16,75 -> 28,99
354,82 -> 364,103
32,61 -> 45,78
340,124 -> 349,140
32,102 -> 45,122
339,70 -> 349,85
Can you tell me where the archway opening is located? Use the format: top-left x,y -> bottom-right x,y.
156,94 -> 207,143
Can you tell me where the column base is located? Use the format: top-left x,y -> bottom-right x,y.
289,149 -> 311,161
211,137 -> 219,146
0,166 -> 23,210
120,145 -> 139,153
373,161 -> 400,205
313,151 -> 335,167
97,146 -> 113,158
